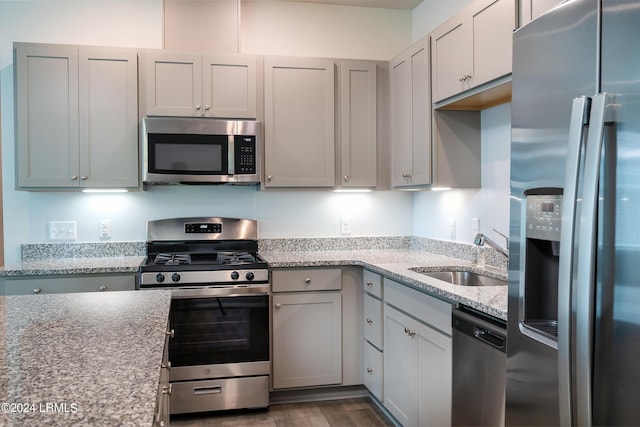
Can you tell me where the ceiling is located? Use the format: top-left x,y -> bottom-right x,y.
264,0 -> 423,10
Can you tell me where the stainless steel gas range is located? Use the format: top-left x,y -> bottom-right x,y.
138,217 -> 270,415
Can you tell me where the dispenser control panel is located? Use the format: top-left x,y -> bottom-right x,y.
525,194 -> 562,241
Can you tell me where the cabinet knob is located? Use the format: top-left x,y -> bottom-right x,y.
267,175 -> 272,181
33,287 -> 42,294
80,175 -> 87,180
162,384 -> 172,395
71,175 -> 78,181
166,329 -> 175,338
367,281 -> 373,287
458,75 -> 465,82
204,105 -> 210,111
304,277 -> 311,284
344,175 -> 350,182
99,285 -> 107,291
275,303 -> 282,310
402,173 -> 412,179
367,318 -> 373,325
367,367 -> 373,374
195,104 -> 201,110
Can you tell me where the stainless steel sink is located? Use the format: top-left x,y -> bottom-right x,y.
411,269 -> 507,286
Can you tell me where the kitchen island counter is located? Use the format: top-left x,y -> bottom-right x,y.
261,249 -> 507,321
0,289 -> 171,426
0,256 -> 144,277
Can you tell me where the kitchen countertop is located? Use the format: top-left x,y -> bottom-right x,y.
261,249 -> 508,320
0,256 -> 144,277
0,289 -> 171,426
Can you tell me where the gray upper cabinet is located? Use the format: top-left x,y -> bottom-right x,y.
144,52 -> 257,119
431,0 -> 516,103
389,37 -> 431,188
264,57 -> 335,188
519,0 -> 563,26
15,44 -> 139,189
339,60 -> 377,189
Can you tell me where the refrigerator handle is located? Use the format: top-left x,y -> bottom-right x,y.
576,93 -> 613,427
558,96 -> 591,427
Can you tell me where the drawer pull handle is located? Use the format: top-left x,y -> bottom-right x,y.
366,281 -> 373,287
367,367 -> 373,374
275,303 -> 282,310
166,329 -> 175,338
304,278 -> 311,284
99,285 -> 107,291
33,287 -> 42,294
162,384 -> 172,395
194,386 -> 222,395
367,318 -> 373,325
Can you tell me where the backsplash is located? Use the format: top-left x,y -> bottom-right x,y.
20,236 -> 507,270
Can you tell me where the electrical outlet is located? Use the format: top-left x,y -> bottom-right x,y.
449,218 -> 456,240
341,216 -> 352,235
472,218 -> 480,239
99,220 -> 111,239
48,221 -> 77,241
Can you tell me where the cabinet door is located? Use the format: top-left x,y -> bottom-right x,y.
363,340 -> 383,401
272,291 -> 342,389
339,60 -> 377,188
384,305 -> 417,427
202,55 -> 257,119
79,48 -> 138,188
416,315 -> 452,427
15,45 -> 80,188
390,38 -> 431,188
431,15 -> 472,103
264,57 -> 335,187
470,0 -> 516,88
145,53 -> 203,116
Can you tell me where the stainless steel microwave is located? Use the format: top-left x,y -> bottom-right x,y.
142,117 -> 260,185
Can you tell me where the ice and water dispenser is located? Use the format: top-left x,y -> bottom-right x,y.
520,192 -> 563,347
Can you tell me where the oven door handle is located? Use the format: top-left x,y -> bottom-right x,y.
170,283 -> 270,299
193,386 -> 223,395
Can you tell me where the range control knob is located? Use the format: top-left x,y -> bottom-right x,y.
246,272 -> 255,281
231,271 -> 240,280
156,273 -> 165,283
171,273 -> 181,282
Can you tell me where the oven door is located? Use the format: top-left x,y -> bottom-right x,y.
168,287 -> 270,382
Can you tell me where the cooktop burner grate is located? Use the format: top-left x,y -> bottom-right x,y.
155,253 -> 192,266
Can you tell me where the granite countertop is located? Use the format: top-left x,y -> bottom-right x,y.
261,249 -> 508,320
0,289 -> 171,426
0,256 -> 144,277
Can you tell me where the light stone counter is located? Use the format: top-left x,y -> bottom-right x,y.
0,256 -> 144,277
261,249 -> 508,320
0,289 -> 171,426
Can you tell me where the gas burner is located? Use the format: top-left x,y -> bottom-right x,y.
217,251 -> 256,265
155,253 -> 192,266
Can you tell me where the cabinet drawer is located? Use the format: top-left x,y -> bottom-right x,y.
363,270 -> 382,298
272,269 -> 341,292
363,340 -> 383,401
384,278 -> 452,335
1,274 -> 135,295
364,293 -> 383,350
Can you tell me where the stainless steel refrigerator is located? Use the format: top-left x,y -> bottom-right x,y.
507,0 -> 640,425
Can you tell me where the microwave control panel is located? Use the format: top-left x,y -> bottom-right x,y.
234,136 -> 257,174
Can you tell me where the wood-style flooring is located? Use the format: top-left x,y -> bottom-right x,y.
170,397 -> 395,427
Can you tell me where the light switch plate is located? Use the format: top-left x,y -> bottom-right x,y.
99,220 -> 111,239
49,221 -> 77,241
341,216 -> 352,235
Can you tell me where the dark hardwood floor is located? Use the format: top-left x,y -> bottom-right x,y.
171,397 -> 395,427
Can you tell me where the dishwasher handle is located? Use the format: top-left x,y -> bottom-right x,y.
474,327 -> 506,350
453,306 -> 507,353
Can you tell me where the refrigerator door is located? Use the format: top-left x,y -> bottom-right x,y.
592,1 -> 640,424
507,0 -> 597,425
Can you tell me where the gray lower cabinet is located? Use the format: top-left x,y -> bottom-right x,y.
0,274 -> 136,295
155,322 -> 171,427
271,269 -> 343,389
362,270 -> 383,401
383,279 -> 452,427
14,43 -> 139,190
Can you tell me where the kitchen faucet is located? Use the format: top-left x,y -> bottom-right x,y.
474,229 -> 509,258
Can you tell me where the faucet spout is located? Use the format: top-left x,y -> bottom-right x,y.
474,232 -> 509,258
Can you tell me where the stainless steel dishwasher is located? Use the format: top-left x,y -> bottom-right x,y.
452,306 -> 507,426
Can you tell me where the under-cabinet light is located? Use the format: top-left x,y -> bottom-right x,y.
333,189 -> 373,193
82,189 -> 129,193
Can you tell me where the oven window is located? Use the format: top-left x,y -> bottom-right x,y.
169,295 -> 269,367
148,133 -> 228,174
